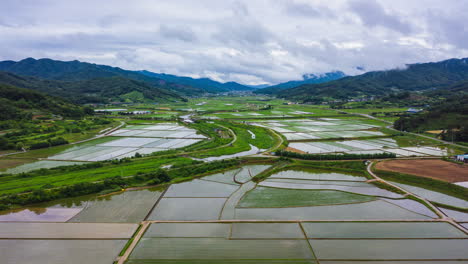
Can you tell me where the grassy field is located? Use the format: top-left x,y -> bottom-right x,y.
0,156 -> 193,195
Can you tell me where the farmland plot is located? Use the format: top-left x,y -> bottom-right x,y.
42,122 -> 206,162
309,239 -> 468,260
2,160 -> 86,174
302,222 -> 466,238
389,181 -> 468,209
238,187 -> 377,207
0,207 -> 82,222
234,200 -> 431,220
269,170 -> 368,181
69,188 -> 164,223
0,222 -> 138,239
0,240 -> 127,264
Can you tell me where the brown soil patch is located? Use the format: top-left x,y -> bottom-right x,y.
285,147 -> 306,154
0,158 -> 35,170
376,159 -> 468,183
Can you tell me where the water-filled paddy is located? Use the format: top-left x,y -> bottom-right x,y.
1,160 -> 86,174
389,181 -> 468,209
309,239 -> 468,260
164,179 -> 238,197
148,198 -> 227,220
302,222 -> 467,238
231,223 -> 303,239
69,188 -> 163,223
0,207 -> 82,222
0,239 -> 127,264
145,223 -> 230,238
0,222 -> 138,239
269,170 -> 367,181
130,238 -> 314,260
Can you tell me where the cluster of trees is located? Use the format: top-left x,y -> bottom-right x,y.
275,150 -> 396,160
29,137 -> 68,150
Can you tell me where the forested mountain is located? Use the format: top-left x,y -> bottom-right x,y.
0,58 -> 254,95
0,83 -> 89,121
255,71 -> 346,94
0,71 -> 185,104
277,58 -> 468,102
139,71 -> 254,93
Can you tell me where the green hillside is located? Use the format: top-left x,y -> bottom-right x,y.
0,83 -> 89,121
278,58 -> 468,102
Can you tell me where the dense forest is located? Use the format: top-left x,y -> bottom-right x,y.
276,58 -> 468,102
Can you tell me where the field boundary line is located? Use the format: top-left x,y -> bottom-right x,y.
299,222 -> 321,264
144,187 -> 168,221
116,221 -> 150,264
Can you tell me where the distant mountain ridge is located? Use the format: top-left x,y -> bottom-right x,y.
139,71 -> 254,93
255,71 -> 346,94
277,58 -> 468,102
0,71 -> 185,104
0,58 -> 255,95
0,58 -> 207,96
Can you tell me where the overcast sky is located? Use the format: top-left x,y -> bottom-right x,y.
1,0 -> 468,85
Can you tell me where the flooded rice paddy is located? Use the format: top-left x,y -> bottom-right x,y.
0,115 -> 466,263
1,164 -> 467,263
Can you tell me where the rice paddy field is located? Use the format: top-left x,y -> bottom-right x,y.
48,123 -> 206,162
246,118 -> 460,157
1,162 -> 467,263
0,97 -> 467,263
1,122 -> 206,175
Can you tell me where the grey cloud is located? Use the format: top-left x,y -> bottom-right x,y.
348,0 -> 413,34
159,25 -> 197,42
427,10 -> 468,49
